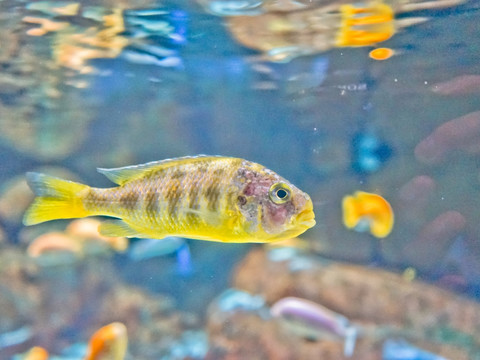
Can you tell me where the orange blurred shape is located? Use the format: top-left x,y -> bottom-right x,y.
54,33 -> 127,71
27,232 -> 82,257
23,16 -> 69,36
52,8 -> 127,72
342,191 -> 394,238
103,9 -> 125,29
71,31 -> 128,50
66,218 -> 128,252
54,42 -> 98,71
336,2 -> 394,47
369,47 -> 395,60
22,346 -> 49,360
84,322 -> 128,360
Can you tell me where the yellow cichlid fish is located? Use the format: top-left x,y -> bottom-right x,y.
23,156 -> 315,243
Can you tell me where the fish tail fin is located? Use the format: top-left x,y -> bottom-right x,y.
23,172 -> 91,226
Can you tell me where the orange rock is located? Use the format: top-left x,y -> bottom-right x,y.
233,247 -> 480,342
27,232 -> 82,258
66,218 -> 128,252
213,248 -> 479,359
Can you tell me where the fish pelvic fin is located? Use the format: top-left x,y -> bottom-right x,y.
23,172 -> 91,226
99,220 -> 143,238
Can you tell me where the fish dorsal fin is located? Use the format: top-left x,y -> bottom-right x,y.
97,155 -> 225,185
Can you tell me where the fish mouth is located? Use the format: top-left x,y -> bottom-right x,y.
296,208 -> 316,229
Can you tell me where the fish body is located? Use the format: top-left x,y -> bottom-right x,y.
23,156 -> 315,243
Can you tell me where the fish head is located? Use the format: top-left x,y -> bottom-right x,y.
235,162 -> 316,242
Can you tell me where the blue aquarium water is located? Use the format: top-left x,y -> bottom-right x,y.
1,0 -> 480,358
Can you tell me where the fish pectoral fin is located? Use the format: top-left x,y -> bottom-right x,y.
99,220 -> 142,238
228,214 -> 244,235
184,208 -> 221,226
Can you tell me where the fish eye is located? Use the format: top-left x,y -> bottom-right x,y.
237,195 -> 247,206
269,183 -> 292,204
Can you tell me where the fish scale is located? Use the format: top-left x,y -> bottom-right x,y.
89,158 -> 238,237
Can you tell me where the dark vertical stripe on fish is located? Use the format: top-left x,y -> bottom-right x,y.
204,184 -> 220,212
119,190 -> 140,211
145,188 -> 159,216
165,175 -> 183,218
188,180 -> 201,210
197,164 -> 208,173
213,168 -> 225,177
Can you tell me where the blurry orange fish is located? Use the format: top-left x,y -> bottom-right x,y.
369,47 -> 395,60
20,346 -> 49,360
84,322 -> 127,360
342,191 -> 394,238
23,156 -> 315,243
336,2 -> 394,47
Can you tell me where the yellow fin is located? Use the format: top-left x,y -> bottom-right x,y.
99,220 -> 142,238
185,208 -> 221,226
23,172 -> 90,226
97,155 -> 226,185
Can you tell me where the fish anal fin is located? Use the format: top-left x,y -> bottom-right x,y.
99,220 -> 142,238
